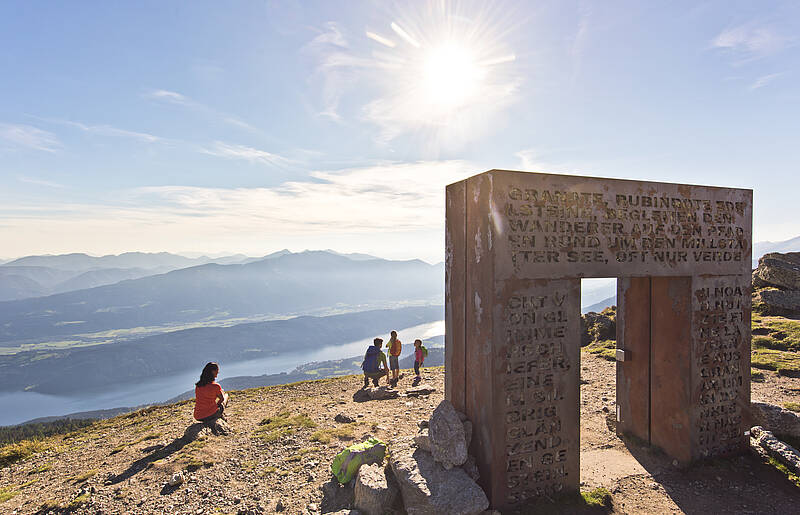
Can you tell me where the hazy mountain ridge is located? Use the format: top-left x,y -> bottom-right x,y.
753,236 -> 800,267
0,251 -> 443,344
0,250 -> 305,302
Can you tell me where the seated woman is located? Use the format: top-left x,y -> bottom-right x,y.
194,362 -> 229,429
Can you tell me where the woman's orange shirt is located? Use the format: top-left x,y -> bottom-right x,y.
194,382 -> 223,420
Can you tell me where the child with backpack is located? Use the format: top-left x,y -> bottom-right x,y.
413,339 -> 428,380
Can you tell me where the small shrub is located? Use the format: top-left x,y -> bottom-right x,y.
584,340 -> 617,361
71,468 -> 98,483
69,492 -> 90,507
0,486 -> 19,503
581,486 -> 613,507
29,463 -> 52,474
783,402 -> 800,412
310,426 -> 356,444
0,439 -> 51,468
253,411 -> 317,442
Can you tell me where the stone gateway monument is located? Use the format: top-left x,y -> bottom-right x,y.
445,170 -> 752,510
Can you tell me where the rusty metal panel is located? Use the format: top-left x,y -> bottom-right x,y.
464,173 -> 497,500
445,180 -> 467,413
650,276 -> 692,464
616,277 -> 651,441
690,275 -> 751,459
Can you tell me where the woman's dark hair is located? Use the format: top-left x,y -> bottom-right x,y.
196,362 -> 219,387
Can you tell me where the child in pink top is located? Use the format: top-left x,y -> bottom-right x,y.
413,339 -> 425,379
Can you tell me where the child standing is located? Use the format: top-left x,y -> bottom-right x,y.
413,339 -> 425,380
388,330 -> 402,387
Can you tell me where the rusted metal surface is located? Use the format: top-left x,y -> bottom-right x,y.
445,181 -> 467,413
445,170 -> 754,506
492,278 -> 581,508
690,274 -> 751,459
487,170 -> 752,280
464,174 -> 497,500
650,276 -> 693,464
616,277 -> 651,442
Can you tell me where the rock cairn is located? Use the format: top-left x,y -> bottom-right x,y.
389,399 -> 489,515
341,399 -> 489,514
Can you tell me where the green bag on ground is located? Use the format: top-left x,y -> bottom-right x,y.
330,437 -> 387,484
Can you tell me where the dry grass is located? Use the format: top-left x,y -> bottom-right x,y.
0,439 -> 51,468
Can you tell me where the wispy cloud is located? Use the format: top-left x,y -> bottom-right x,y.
750,72 -> 785,90
53,119 -> 164,143
146,89 -> 260,132
18,176 -> 66,189
201,141 -> 291,166
135,160 -> 471,232
147,89 -> 194,106
0,161 -> 473,260
0,123 -> 61,153
712,23 -> 794,62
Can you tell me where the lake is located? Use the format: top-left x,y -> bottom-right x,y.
0,320 -> 445,426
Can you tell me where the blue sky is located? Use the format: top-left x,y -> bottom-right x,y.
1,1 -> 798,263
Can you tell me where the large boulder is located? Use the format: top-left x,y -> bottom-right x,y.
753,289 -> 800,317
428,400 -> 468,469
354,463 -> 398,515
751,402 -> 800,438
754,252 -> 800,291
389,437 -> 488,515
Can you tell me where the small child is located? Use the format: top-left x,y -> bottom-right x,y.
413,339 -> 425,380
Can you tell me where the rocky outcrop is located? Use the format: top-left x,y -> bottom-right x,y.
751,402 -> 800,438
428,400 -> 468,469
753,252 -> 800,290
753,252 -> 800,315
354,463 -> 398,515
754,289 -> 800,317
751,426 -> 800,474
389,437 -> 488,515
581,308 -> 616,346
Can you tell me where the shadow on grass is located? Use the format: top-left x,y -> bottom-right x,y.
105,423 -> 209,486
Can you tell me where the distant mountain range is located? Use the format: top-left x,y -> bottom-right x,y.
0,250 -> 296,301
0,305 -> 443,395
753,236 -> 800,267
0,250 -> 442,345
582,296 -> 616,314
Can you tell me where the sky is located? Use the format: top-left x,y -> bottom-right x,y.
1,0 -> 798,264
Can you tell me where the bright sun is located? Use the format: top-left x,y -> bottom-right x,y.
361,6 -> 519,145
421,42 -> 484,110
